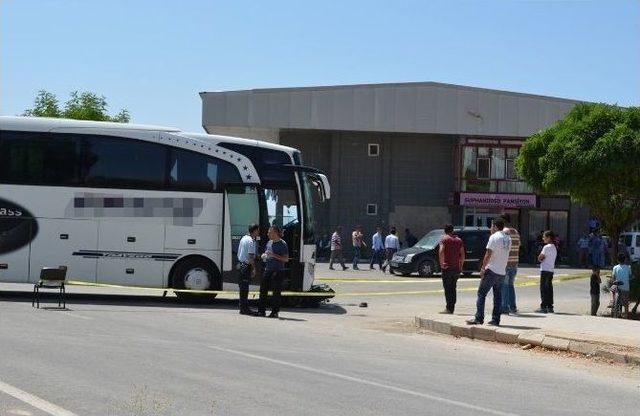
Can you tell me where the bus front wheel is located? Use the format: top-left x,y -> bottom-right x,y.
171,258 -> 219,303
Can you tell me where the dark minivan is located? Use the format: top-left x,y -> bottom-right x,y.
389,227 -> 490,276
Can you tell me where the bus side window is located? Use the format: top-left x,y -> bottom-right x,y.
83,135 -> 166,189
168,148 -> 241,192
0,131 -> 82,186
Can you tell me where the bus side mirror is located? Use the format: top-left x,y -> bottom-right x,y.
317,173 -> 331,201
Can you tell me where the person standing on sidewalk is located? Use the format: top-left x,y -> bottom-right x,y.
590,267 -> 601,316
329,226 -> 348,271
500,214 -> 520,315
258,225 -> 289,318
536,230 -> 558,314
351,225 -> 366,270
237,223 -> 259,315
578,234 -> 590,268
370,226 -> 385,271
589,232 -> 605,270
467,217 -> 511,326
382,227 -> 400,273
612,253 -> 631,319
438,224 -> 464,314
404,228 -> 418,248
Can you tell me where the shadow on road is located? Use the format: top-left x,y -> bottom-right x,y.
0,290 -> 348,315
509,313 -> 546,319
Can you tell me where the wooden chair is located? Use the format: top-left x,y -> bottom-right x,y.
32,266 -> 67,309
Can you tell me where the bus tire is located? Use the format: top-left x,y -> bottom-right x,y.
171,257 -> 219,303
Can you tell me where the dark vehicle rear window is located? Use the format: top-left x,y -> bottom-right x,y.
459,231 -> 489,250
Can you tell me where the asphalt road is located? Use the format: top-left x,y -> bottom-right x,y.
1,265 -> 638,416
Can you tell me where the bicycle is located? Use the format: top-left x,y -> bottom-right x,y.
610,280 -> 624,318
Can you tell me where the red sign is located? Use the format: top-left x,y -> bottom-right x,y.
459,192 -> 537,208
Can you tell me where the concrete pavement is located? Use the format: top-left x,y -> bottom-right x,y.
415,312 -> 640,363
1,292 -> 639,415
1,264 -> 639,415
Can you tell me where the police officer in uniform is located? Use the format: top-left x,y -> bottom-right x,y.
237,224 -> 259,315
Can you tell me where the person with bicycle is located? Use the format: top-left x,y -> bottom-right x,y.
611,253 -> 631,318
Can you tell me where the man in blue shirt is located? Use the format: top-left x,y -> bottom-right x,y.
589,232 -> 605,270
237,224 -> 259,315
369,227 -> 385,271
577,234 -> 589,268
258,225 -> 289,318
612,253 -> 632,318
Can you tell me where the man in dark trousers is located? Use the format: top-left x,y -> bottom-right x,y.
237,223 -> 259,315
438,225 -> 465,314
329,226 -> 348,271
258,225 -> 289,318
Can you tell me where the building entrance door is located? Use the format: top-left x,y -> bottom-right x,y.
463,208 -> 501,228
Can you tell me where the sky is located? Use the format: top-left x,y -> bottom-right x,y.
1,0 -> 639,132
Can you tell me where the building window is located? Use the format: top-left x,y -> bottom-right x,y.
368,143 -> 380,157
366,204 -> 378,215
506,159 -> 517,180
476,158 -> 491,180
460,144 -> 532,193
491,148 -> 505,179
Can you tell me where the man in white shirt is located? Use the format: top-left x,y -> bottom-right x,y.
237,224 -> 259,315
370,227 -> 385,271
382,227 -> 400,273
467,217 -> 511,326
536,230 -> 558,313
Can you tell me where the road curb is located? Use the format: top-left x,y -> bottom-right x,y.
415,316 -> 639,365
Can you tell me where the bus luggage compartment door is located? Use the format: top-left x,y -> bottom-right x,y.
0,217 -> 36,283
96,220 -> 165,287
29,218 -> 98,283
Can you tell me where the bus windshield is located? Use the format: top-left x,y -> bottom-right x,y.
264,188 -> 299,229
264,187 -> 300,259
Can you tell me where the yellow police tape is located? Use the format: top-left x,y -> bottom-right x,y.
65,280 -> 334,297
314,273 -> 579,283
65,274 -> 587,298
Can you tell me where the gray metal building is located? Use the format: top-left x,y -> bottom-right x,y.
200,82 -> 590,264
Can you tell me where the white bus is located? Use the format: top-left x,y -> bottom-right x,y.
0,116 -> 330,301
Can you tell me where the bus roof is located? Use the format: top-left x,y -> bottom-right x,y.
0,115 -> 181,132
0,116 -> 298,155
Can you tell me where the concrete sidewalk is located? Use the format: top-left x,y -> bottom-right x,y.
415,312 -> 640,365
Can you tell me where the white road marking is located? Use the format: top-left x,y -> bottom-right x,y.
0,380 -> 78,416
60,311 -> 94,320
208,345 -> 521,416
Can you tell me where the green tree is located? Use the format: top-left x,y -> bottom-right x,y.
23,90 -> 130,122
22,90 -> 62,118
516,103 -> 640,260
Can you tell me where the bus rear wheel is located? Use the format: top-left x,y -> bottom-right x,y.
172,258 -> 218,303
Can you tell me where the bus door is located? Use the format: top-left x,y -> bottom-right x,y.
261,187 -> 302,290
222,186 -> 260,286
